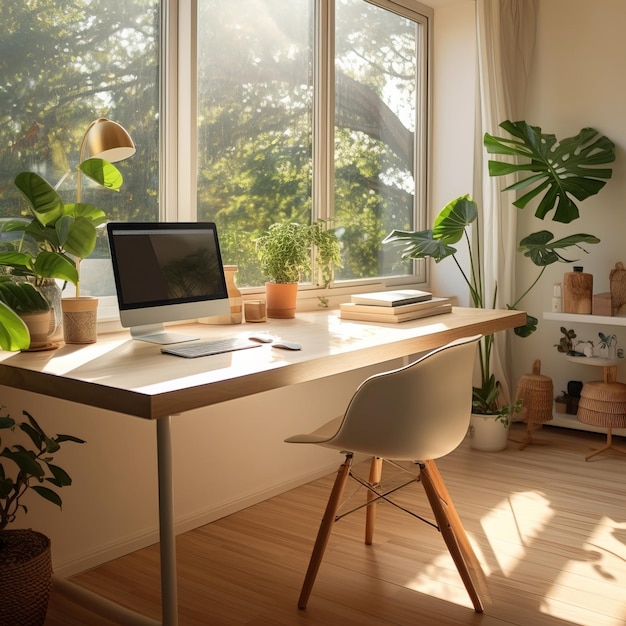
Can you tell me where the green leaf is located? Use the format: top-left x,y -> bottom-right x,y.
31,485 -> 63,508
18,422 -> 43,449
61,216 -> 97,260
45,463 -> 72,487
0,416 -> 15,430
32,251 -> 78,284
14,172 -> 64,226
67,203 -> 107,227
0,447 -> 44,477
383,229 -> 457,263
432,195 -> 477,243
518,230 -> 600,266
79,158 -> 123,191
0,301 -> 30,351
56,434 -> 86,444
485,121 -> 615,223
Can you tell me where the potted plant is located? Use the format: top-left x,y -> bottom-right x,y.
0,410 -> 85,625
384,121 -> 615,448
0,159 -> 125,343
255,219 -> 341,318
0,279 -> 51,349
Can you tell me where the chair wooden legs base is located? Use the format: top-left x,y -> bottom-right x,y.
298,454 -> 353,610
585,428 -> 626,461
298,456 -> 487,614
420,460 -> 486,613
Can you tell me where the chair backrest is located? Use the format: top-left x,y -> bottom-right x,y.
327,335 -> 481,461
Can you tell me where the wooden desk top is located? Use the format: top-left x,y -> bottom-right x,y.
0,307 -> 525,420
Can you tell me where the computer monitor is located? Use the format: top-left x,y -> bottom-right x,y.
107,222 -> 230,344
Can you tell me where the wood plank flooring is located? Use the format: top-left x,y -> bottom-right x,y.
45,424 -> 626,625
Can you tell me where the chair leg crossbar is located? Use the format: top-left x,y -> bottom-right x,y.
297,454 -> 487,613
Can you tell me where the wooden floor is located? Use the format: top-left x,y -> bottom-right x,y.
46,424 -> 626,625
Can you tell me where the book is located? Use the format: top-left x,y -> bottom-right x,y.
339,302 -> 452,323
340,296 -> 450,317
350,289 -> 432,307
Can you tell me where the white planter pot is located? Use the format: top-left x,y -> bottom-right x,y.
468,412 -> 510,452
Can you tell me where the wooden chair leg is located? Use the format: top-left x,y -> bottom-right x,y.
298,454 -> 353,610
365,456 -> 383,545
420,460 -> 486,613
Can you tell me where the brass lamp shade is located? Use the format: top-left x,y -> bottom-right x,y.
80,117 -> 135,163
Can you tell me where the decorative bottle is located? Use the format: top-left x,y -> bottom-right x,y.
562,266 -> 593,314
224,265 -> 243,324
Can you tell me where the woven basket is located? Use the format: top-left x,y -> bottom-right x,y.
578,381 -> 626,427
515,359 -> 554,424
0,529 -> 52,626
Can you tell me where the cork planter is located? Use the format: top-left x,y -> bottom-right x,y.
61,297 -> 98,344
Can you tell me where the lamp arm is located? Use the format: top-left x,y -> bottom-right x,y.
76,119 -> 98,203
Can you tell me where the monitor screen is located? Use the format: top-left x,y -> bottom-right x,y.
107,222 -> 230,343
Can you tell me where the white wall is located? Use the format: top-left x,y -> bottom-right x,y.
513,0 -> 626,393
430,1 -> 477,305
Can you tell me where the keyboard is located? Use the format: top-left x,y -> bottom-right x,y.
160,338 -> 262,358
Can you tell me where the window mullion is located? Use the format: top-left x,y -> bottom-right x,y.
313,0 -> 334,222
161,0 -> 198,222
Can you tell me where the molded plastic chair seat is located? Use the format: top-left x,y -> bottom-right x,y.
285,334 -> 486,613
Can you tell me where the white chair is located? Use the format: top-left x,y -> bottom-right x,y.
285,334 -> 485,613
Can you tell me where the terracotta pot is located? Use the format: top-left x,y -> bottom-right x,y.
0,529 -> 52,626
61,297 -> 98,344
265,282 -> 298,319
20,311 -> 52,349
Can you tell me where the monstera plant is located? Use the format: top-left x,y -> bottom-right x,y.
385,120 -> 615,415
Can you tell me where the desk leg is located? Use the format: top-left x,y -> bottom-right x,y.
157,416 -> 178,626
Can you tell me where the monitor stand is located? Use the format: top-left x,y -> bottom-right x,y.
130,324 -> 199,345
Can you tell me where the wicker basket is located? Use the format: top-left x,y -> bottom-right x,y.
515,359 -> 554,424
577,381 -> 626,428
0,529 -> 52,626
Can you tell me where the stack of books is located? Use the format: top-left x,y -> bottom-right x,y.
339,289 -> 451,323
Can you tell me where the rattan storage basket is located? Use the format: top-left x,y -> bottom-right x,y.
515,359 -> 553,424
577,380 -> 626,427
0,529 -> 52,626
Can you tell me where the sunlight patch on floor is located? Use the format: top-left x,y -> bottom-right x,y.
405,551 -> 473,609
542,518 -> 626,626
479,491 -> 552,576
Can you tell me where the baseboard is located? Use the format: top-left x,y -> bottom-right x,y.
53,461 -> 340,578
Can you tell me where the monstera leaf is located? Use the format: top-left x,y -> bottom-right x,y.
518,230 -> 601,266
484,121 -> 615,224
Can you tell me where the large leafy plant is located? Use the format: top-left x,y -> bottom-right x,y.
0,158 -> 124,296
385,121 -> 615,415
0,410 -> 85,531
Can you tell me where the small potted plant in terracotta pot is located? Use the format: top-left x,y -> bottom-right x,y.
255,220 -> 341,318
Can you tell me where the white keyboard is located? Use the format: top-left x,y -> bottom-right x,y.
161,338 -> 261,358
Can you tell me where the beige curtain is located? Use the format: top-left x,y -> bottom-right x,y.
474,0 -> 538,401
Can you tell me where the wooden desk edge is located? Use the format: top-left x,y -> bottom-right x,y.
0,308 -> 526,420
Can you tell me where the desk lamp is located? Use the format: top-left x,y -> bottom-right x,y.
76,117 -> 135,202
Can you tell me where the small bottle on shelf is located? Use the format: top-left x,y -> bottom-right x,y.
552,282 -> 562,313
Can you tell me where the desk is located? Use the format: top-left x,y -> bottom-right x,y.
0,307 -> 524,625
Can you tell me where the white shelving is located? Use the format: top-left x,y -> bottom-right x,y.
544,311 -> 626,326
542,311 -> 626,437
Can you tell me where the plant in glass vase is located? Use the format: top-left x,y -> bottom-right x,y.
384,121 -> 615,422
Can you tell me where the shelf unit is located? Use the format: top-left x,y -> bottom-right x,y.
542,311 -> 626,436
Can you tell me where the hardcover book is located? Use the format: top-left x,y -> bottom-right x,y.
350,289 -> 432,307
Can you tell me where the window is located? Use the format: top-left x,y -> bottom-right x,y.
0,0 -> 429,302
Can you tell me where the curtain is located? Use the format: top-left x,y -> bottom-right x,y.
474,0 -> 538,401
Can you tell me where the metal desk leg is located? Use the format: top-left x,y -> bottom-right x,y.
157,416 -> 178,626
